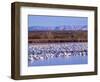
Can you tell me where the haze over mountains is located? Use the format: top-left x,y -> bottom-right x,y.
28,25 -> 87,31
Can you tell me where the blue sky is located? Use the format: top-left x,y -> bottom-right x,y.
28,15 -> 88,31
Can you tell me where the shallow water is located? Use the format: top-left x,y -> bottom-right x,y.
28,55 -> 88,66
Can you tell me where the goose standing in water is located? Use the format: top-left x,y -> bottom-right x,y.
28,54 -> 34,63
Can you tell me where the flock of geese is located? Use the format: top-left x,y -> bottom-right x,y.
28,42 -> 88,62
28,50 -> 88,62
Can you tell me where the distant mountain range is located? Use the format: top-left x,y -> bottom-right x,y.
28,25 -> 87,31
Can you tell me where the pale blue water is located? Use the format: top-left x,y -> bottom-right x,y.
28,55 -> 88,66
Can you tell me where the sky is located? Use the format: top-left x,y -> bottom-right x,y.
28,15 -> 88,31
